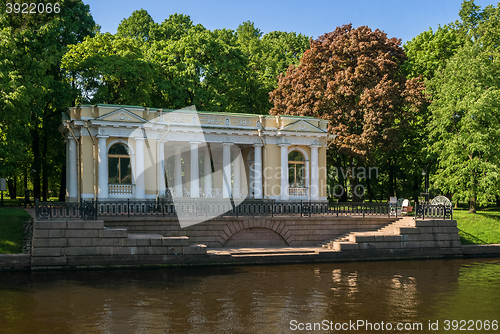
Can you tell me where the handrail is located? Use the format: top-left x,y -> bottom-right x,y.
35,199 -> 453,221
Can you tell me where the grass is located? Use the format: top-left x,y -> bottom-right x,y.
453,208 -> 500,245
0,208 -> 31,254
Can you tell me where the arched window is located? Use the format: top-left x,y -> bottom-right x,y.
288,151 -> 305,188
108,143 -> 132,184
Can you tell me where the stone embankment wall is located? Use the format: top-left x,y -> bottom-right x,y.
2,215 -> 499,271
103,216 -> 399,247
29,220 -> 206,269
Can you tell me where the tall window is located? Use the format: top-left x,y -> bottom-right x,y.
108,143 -> 132,184
288,151 -> 305,188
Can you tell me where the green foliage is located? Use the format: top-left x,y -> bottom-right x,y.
235,21 -> 311,113
62,33 -> 154,106
146,28 -> 252,112
151,13 -> 202,42
116,9 -> 156,41
429,44 -> 500,210
0,0 -> 96,200
404,26 -> 463,80
258,31 -> 310,92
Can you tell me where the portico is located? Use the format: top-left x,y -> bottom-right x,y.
60,104 -> 330,202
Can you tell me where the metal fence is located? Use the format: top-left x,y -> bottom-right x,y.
414,203 -> 453,220
35,199 -> 453,221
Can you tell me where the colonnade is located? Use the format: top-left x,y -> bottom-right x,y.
69,136 -> 320,201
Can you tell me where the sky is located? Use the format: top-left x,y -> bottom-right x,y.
84,0 -> 498,44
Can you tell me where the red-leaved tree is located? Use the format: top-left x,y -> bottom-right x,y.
270,24 -> 425,200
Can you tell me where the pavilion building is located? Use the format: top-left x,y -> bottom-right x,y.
59,104 -> 330,202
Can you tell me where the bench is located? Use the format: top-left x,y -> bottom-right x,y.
402,206 -> 413,213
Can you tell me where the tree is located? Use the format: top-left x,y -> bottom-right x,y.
151,13 -> 202,42
270,24 -> 425,200
146,28 -> 252,112
235,22 -> 310,114
428,44 -> 500,212
62,33 -> 155,106
271,24 -> 424,157
404,26 -> 464,81
0,0 -> 96,200
258,31 -> 310,93
116,9 -> 156,42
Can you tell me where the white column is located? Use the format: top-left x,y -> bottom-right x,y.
253,144 -> 263,199
68,137 -> 78,201
233,146 -> 241,198
135,137 -> 145,199
305,160 -> 310,197
310,145 -> 320,201
279,144 -> 290,201
174,146 -> 182,197
204,146 -> 212,198
97,136 -> 108,199
158,141 -> 166,196
190,142 -> 200,198
222,143 -> 232,198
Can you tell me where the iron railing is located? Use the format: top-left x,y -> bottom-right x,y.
35,199 -> 453,220
414,203 -> 453,220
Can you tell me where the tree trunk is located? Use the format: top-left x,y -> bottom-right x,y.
469,173 -> 477,213
58,164 -> 66,201
366,174 -> 373,202
32,127 -> 41,200
349,156 -> 358,202
7,176 -> 16,199
42,129 -> 48,201
412,173 -> 419,202
388,162 -> 394,199
336,155 -> 348,202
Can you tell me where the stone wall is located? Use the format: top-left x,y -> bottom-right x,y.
329,218 -> 462,257
31,220 -> 206,269
102,215 -> 399,247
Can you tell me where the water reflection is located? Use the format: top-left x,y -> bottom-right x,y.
0,258 -> 498,333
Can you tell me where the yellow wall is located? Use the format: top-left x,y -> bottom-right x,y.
143,138 -> 157,195
263,144 -> 280,198
81,135 -> 95,196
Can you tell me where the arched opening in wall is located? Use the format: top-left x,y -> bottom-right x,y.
223,227 -> 288,247
288,150 -> 306,197
108,143 -> 132,195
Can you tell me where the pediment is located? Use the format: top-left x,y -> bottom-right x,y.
280,120 -> 326,133
97,108 -> 146,123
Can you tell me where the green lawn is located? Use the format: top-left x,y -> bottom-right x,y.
0,208 -> 31,254
453,209 -> 500,245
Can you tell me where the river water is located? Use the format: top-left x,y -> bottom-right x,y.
0,258 -> 499,334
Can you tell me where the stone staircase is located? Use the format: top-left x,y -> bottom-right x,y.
321,216 -> 461,252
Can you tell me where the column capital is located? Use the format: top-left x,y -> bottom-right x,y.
309,144 -> 321,148
96,135 -> 109,139
278,143 -> 290,147
221,142 -> 233,147
135,136 -> 145,141
190,141 -> 201,146
253,143 -> 263,147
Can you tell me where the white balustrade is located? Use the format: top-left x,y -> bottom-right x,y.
108,184 -> 135,195
289,187 -> 308,197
